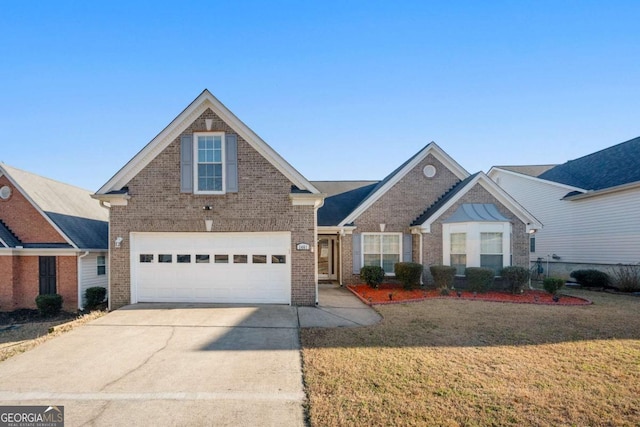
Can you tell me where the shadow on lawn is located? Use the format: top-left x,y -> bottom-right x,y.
301,289 -> 640,348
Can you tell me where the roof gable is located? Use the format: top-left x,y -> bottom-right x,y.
97,89 -> 319,195
0,164 -> 108,249
412,172 -> 542,233
338,142 -> 469,226
538,136 -> 640,190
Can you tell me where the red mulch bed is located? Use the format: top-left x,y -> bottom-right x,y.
348,284 -> 592,306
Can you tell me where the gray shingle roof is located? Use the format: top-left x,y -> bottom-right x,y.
538,136 -> 640,190
495,165 -> 557,177
0,164 -> 108,250
0,220 -> 21,247
411,173 -> 478,226
317,183 -> 378,226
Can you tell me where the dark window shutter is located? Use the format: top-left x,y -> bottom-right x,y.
226,134 -> 238,193
403,233 -> 412,262
352,234 -> 362,274
180,135 -> 193,193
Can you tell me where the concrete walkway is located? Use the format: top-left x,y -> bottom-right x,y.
298,283 -> 382,328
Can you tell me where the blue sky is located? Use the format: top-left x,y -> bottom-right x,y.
1,1 -> 638,191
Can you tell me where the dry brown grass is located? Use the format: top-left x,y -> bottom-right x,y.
0,310 -> 107,362
301,289 -> 640,426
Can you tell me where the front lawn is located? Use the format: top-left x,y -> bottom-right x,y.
301,289 -> 640,426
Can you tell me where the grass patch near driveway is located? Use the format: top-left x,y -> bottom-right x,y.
0,311 -> 106,362
301,289 -> 640,426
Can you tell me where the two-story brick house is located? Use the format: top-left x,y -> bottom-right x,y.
94,90 -> 540,309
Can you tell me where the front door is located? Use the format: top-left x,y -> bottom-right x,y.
39,256 -> 57,295
318,236 -> 338,281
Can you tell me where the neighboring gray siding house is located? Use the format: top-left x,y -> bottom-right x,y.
94,90 -> 540,309
488,136 -> 640,278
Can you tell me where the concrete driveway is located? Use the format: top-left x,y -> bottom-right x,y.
0,304 -> 305,426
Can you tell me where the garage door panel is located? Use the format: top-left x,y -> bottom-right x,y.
131,232 -> 291,304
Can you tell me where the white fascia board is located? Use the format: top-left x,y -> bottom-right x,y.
318,226 -> 356,235
97,90 -> 319,195
417,173 -> 543,232
0,238 -> 7,248
0,166 -> 78,249
289,193 -> 325,208
0,248 -> 81,256
562,180 -> 640,200
338,142 -> 470,226
488,167 -> 585,193
91,193 -> 130,206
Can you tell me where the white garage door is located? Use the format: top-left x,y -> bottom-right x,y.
130,232 -> 291,304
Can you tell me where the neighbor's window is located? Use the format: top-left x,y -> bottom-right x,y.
362,233 -> 401,274
195,133 -> 224,193
140,254 -> 154,263
158,254 -> 173,263
450,233 -> 467,275
530,236 -> 536,253
97,255 -> 106,275
177,254 -> 191,263
480,232 -> 503,275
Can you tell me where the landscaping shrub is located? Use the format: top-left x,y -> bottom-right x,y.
35,294 -> 63,317
464,267 -> 494,293
570,269 -> 610,288
84,286 -> 107,310
360,265 -> 385,289
395,262 -> 424,290
429,265 -> 456,290
543,277 -> 565,295
609,263 -> 640,292
500,266 -> 530,294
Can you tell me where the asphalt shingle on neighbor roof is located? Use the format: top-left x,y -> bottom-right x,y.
538,136 -> 640,190
411,173 -> 479,226
0,164 -> 108,250
0,220 -> 21,247
495,165 -> 557,177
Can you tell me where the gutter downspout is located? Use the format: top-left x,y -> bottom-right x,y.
77,251 -> 90,310
97,199 -> 112,311
339,230 -> 344,287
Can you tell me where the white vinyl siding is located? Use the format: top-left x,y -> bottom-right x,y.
490,169 -> 640,264
79,252 -> 108,309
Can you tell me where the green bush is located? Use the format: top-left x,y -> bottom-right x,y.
464,267 -> 494,293
543,277 -> 565,295
85,286 -> 107,310
500,266 -> 530,294
429,265 -> 456,290
360,265 -> 385,289
570,269 -> 610,288
395,262 -> 424,290
35,294 -> 63,317
609,263 -> 640,292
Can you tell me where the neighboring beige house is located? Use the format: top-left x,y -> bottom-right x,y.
488,136 -> 640,278
94,90 -> 540,309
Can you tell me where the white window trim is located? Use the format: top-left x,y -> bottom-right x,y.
97,255 -> 106,276
442,222 -> 511,275
193,132 -> 226,195
361,232 -> 403,276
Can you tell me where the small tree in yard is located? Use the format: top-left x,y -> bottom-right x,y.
395,262 -> 424,290
543,277 -> 565,295
465,267 -> 494,293
35,294 -> 63,317
500,266 -> 530,294
360,265 -> 385,289
609,263 -> 640,292
429,265 -> 456,290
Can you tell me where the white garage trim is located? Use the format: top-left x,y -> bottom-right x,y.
130,232 -> 291,304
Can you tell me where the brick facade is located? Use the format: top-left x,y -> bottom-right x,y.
340,154 -> 530,285
0,177 -> 79,311
108,108 -> 316,308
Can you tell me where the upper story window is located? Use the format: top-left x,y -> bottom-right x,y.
194,132 -> 225,194
362,233 -> 401,275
